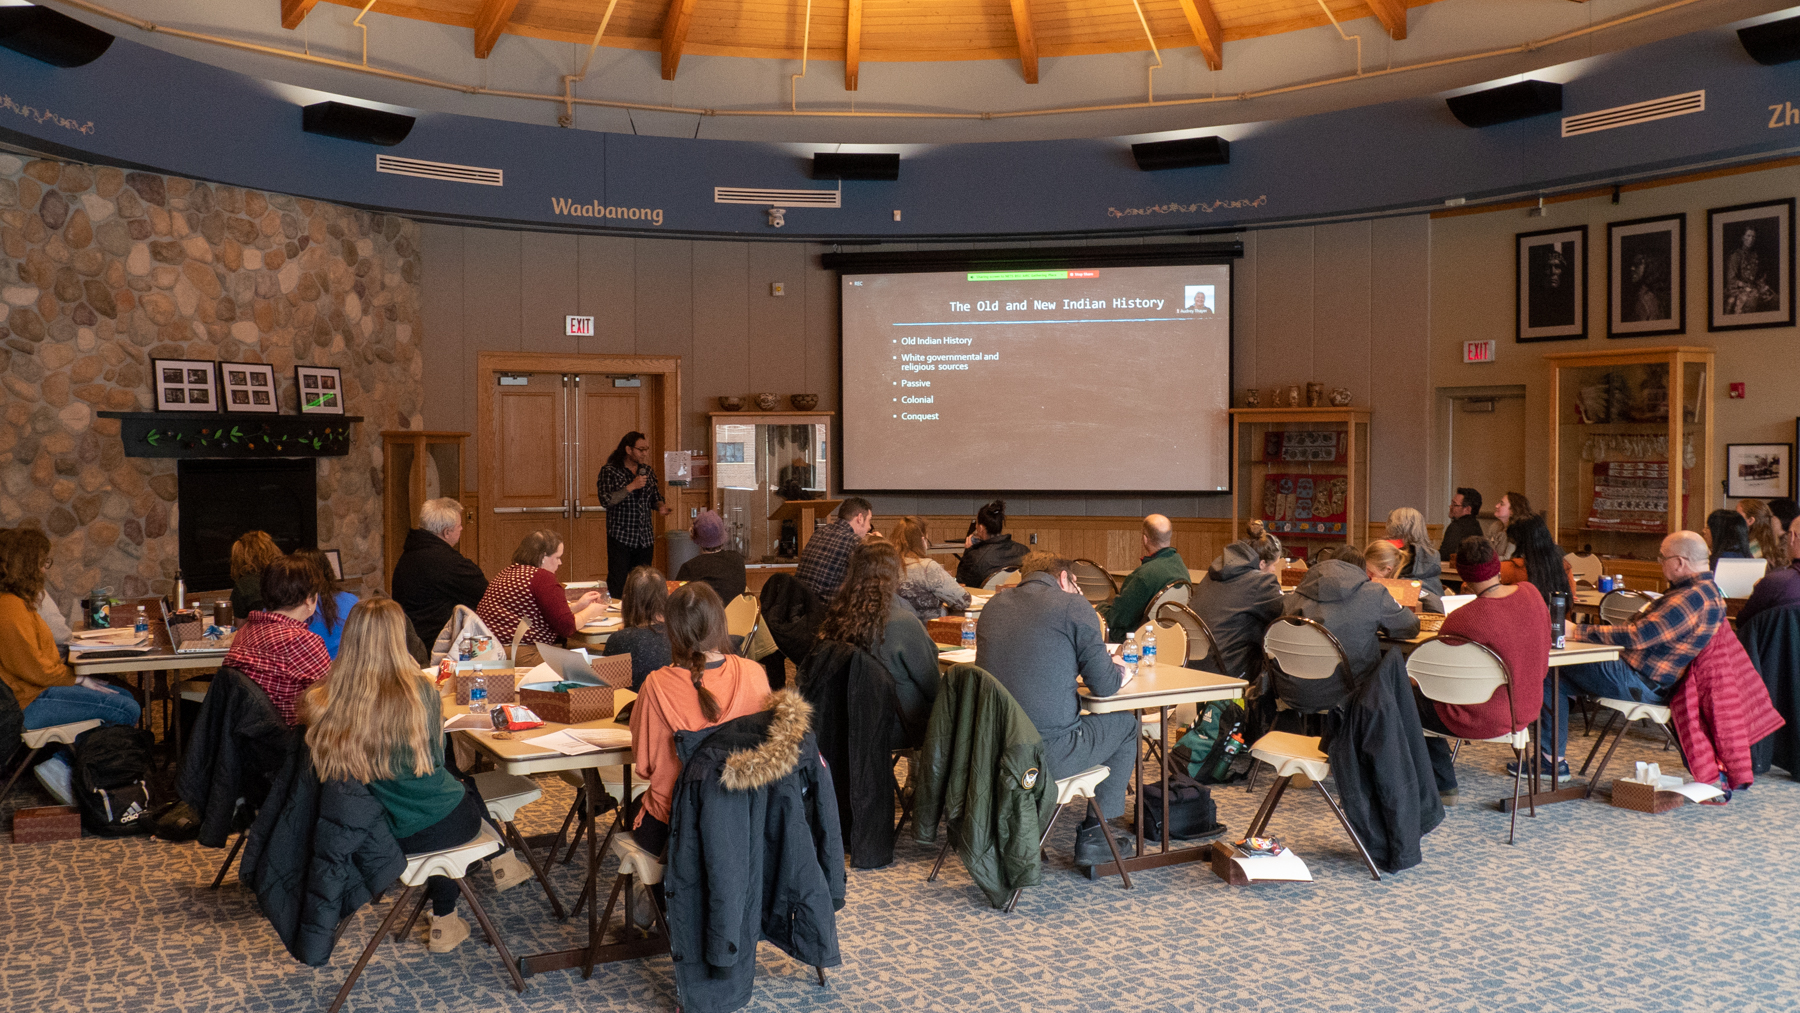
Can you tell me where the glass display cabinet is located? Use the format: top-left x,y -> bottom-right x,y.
1230,408 -> 1372,562
708,411 -> 834,562
1546,346 -> 1714,561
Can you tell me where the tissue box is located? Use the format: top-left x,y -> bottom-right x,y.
1609,778 -> 1686,814
927,617 -> 971,647
12,805 -> 82,843
520,686 -> 615,724
453,669 -> 521,706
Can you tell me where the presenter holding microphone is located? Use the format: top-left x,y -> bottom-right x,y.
598,430 -> 673,596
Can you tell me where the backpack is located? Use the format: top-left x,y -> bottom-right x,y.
1136,772 -> 1222,843
72,725 -> 156,837
1169,700 -> 1248,785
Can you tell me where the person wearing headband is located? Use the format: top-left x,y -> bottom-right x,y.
1411,536 -> 1550,800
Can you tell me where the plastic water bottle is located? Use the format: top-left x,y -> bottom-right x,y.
134,606 -> 148,634
1614,573 -> 1626,591
1140,623 -> 1157,673
1121,633 -> 1140,673
961,615 -> 976,651
469,677 -> 488,716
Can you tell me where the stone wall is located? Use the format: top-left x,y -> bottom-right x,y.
0,154 -> 424,608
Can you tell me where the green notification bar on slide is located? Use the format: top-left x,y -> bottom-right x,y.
966,270 -> 1070,281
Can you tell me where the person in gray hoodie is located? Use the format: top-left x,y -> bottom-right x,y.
1278,558 -> 1419,712
1188,538 -> 1285,680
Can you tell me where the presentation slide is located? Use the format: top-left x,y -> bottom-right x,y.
841,263 -> 1232,492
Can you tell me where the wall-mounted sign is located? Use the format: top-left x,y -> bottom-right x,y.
567,315 -> 595,337
1464,340 -> 1496,363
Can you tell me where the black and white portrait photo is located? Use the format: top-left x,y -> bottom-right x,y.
1710,199 -> 1794,332
1608,214 -> 1685,338
1517,225 -> 1586,341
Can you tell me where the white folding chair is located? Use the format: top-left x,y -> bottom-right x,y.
1156,601 -> 1225,673
1145,579 -> 1191,618
723,593 -> 760,640
1579,696 -> 1678,800
1131,618 -> 1189,760
1406,638 -> 1536,843
1069,559 -> 1118,604
471,771 -> 563,918
1564,552 -> 1603,588
1598,590 -> 1654,625
982,567 -> 1022,590
0,718 -> 102,808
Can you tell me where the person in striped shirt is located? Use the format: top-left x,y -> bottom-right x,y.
223,556 -> 332,725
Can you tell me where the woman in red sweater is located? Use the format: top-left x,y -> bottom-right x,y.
476,530 -> 606,668
1413,536 -> 1551,798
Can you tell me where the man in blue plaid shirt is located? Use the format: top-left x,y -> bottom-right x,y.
1530,530 -> 1722,776
598,430 -> 672,595
795,497 -> 873,601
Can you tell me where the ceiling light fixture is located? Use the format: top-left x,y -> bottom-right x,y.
1446,80 -> 1563,128
1130,136 -> 1229,171
301,100 -> 415,147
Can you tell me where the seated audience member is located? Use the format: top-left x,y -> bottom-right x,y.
954,499 -> 1030,589
1311,543 -> 1365,568
629,583 -> 773,855
1738,498 -> 1784,565
1738,520 -> 1800,627
1187,533 -> 1285,678
1499,516 -> 1574,611
1438,487 -> 1485,564
604,566 -> 674,692
1412,537 -> 1551,796
223,556 -> 332,725
1280,552 -> 1419,712
476,530 -> 605,668
1104,514 -> 1189,642
1384,507 -> 1445,598
1772,498 -> 1800,547
3,530 -> 73,650
1364,539 -> 1441,614
0,528 -> 141,731
391,497 -> 489,644
1542,531 -> 1723,773
229,530 -> 284,619
301,599 -> 529,954
815,539 -> 940,745
675,510 -> 746,603
295,548 -> 359,659
1488,491 -> 1533,559
1707,508 -> 1752,570
795,497 -> 873,601
891,517 -> 970,621
975,552 -> 1137,867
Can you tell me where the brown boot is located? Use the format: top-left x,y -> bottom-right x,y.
427,911 -> 470,953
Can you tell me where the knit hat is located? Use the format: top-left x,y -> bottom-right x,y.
693,510 -> 727,549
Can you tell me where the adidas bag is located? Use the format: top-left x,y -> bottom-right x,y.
72,725 -> 156,837
1169,700 -> 1247,785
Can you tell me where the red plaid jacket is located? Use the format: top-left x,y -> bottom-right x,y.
223,610 -> 331,725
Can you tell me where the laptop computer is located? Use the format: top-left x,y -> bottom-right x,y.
1714,558 -> 1768,599
530,643 -> 605,687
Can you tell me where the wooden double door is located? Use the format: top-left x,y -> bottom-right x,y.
477,354 -> 681,584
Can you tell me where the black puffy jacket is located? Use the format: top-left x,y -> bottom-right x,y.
797,640 -> 902,869
759,573 -> 824,668
665,690 -> 845,1013
177,667 -> 294,849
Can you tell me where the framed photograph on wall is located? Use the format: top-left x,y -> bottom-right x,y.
1709,198 -> 1795,332
220,361 -> 279,413
1517,225 -> 1587,342
1607,214 -> 1685,338
295,365 -> 345,415
1725,443 -> 1792,499
151,358 -> 218,412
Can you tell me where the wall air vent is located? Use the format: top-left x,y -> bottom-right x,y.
375,154 -> 504,186
1561,91 -> 1705,138
713,187 -> 841,208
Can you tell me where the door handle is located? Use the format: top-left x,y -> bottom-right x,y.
492,505 -> 569,515
576,504 -> 606,515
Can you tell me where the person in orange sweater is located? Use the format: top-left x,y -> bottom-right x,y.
627,582 -> 771,856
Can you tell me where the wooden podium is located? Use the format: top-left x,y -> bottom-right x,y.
769,498 -> 842,554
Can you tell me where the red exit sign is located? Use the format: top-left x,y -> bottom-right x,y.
566,315 -> 595,337
1464,340 -> 1496,363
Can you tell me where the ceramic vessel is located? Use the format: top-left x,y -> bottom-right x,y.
1306,381 -> 1325,407
790,394 -> 819,411
1329,387 -> 1353,407
718,396 -> 743,411
1244,388 -> 1262,408
1285,384 -> 1302,407
754,392 -> 780,411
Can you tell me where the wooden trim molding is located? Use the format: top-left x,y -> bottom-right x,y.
473,0 -> 522,58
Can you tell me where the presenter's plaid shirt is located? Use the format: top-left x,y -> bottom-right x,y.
795,518 -> 862,601
597,463 -> 663,549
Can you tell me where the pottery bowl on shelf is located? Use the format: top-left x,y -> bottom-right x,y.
790,394 -> 819,411
718,396 -> 743,411
754,392 -> 780,411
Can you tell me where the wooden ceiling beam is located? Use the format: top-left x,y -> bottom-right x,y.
279,0 -> 320,31
1174,0 -> 1223,71
1365,0 -> 1408,41
845,0 -> 862,90
1008,0 -> 1038,84
661,0 -> 700,80
473,0 -> 522,59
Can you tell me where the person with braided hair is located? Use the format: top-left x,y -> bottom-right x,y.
627,582 -> 771,855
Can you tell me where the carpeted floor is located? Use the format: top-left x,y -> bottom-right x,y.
3,722 -> 1797,1013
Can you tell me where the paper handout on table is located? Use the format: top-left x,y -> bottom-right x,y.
567,727 -> 633,749
582,616 -> 623,631
443,711 -> 493,731
1232,849 -> 1313,882
521,730 -> 608,756
939,648 -> 977,664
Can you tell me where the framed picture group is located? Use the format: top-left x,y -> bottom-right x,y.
150,359 -> 347,416
1516,196 -> 1796,341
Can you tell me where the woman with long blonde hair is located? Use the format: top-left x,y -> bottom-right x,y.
1383,506 -> 1445,598
889,516 -> 969,621
302,598 -> 527,953
1738,498 -> 1787,567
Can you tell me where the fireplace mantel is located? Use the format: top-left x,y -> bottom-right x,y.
97,412 -> 364,459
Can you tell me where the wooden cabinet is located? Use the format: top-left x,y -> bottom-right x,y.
381,431 -> 471,586
707,411 -> 834,562
1229,408 -> 1372,561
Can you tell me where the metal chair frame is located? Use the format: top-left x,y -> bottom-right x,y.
1069,559 -> 1119,604
1155,602 -> 1224,672
1406,636 -> 1537,843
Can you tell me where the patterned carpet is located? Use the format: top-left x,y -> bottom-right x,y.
3,722 -> 1797,1013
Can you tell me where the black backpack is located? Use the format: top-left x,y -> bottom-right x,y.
72,725 -> 156,837
1169,700 -> 1248,785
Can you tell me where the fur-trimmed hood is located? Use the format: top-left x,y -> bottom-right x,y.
698,689 -> 813,792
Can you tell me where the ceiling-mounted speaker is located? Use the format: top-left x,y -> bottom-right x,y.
0,4 -> 114,68
1738,15 -> 1800,66
811,153 -> 900,180
1446,80 -> 1563,128
1130,136 -> 1229,171
302,101 -> 416,147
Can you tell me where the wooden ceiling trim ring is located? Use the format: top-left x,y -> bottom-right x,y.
473,0 -> 523,58
1364,0 -> 1407,41
280,0 -> 322,31
660,0 -> 700,79
1008,0 -> 1038,84
845,0 -> 862,90
1174,0 -> 1223,70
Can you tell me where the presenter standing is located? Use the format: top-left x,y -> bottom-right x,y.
598,431 -> 672,596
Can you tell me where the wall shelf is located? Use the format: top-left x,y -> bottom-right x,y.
97,412 -> 363,459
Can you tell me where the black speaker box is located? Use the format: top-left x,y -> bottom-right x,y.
811,153 -> 899,180
0,5 -> 114,68
1739,16 -> 1800,66
301,101 -> 416,147
1130,136 -> 1229,172
1445,80 -> 1563,128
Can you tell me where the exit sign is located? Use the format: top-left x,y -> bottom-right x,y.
1464,340 -> 1496,363
566,315 -> 595,337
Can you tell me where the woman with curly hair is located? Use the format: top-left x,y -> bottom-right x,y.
815,539 -> 940,744
230,530 -> 285,619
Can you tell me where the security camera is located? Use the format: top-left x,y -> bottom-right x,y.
767,207 -> 786,228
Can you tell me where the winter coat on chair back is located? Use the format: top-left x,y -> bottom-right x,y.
665,689 -> 846,1013
797,639 -> 904,869
177,666 -> 294,849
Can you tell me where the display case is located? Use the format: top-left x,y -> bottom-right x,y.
708,411 -> 834,562
1547,346 -> 1714,561
1229,408 -> 1372,561
382,430 -> 470,582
